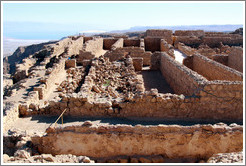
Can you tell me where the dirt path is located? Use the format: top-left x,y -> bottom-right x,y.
9,115 -> 237,135
137,68 -> 174,94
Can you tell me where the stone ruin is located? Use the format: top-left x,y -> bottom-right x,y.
2,29 -> 243,163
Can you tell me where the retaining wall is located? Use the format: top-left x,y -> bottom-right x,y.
32,124 -> 243,160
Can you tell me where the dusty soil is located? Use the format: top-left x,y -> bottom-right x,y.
137,67 -> 174,94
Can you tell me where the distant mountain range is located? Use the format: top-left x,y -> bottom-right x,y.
109,24 -> 243,33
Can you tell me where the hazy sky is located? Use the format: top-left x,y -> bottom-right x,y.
3,2 -> 244,39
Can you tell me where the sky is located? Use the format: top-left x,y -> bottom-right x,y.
2,2 -> 244,40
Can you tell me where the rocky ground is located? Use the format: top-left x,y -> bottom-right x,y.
207,151 -> 243,163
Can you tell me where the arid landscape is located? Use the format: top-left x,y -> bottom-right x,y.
2,28 -> 243,163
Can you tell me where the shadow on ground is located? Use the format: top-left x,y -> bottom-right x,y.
30,115 -> 242,126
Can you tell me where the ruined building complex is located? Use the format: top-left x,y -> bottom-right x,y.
2,29 -> 243,163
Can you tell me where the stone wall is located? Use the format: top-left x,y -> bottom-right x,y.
160,52 -> 206,96
32,123 -> 243,160
124,39 -> 140,47
206,54 -> 228,66
174,36 -> 202,48
183,56 -> 193,70
177,42 -> 196,56
145,29 -> 173,44
83,37 -> 93,43
192,54 -> 243,81
111,38 -> 124,50
77,38 -> 103,63
160,39 -> 174,58
83,37 -> 103,55
150,52 -> 162,70
105,47 -> 151,66
3,102 -> 19,133
144,37 -> 161,52
174,30 -> 204,37
103,38 -> 118,50
66,36 -> 84,56
198,81 -> 243,121
228,47 -> 243,73
33,59 -> 66,100
203,37 -> 243,47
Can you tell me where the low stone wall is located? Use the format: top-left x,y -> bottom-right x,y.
193,54 -> 243,81
103,38 -> 118,50
32,123 -> 243,160
228,47 -> 243,73
177,42 -> 196,56
174,30 -> 204,37
124,39 -> 140,47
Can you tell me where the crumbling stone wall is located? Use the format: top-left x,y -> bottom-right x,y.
34,59 -> 66,100
32,123 -> 243,160
3,102 -> 19,133
105,47 -> 151,66
192,54 -> 243,81
228,47 -> 243,73
77,37 -> 103,63
66,36 -> 84,56
83,37 -> 103,55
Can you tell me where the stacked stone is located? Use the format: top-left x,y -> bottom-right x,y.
57,67 -> 85,94
82,56 -> 144,104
